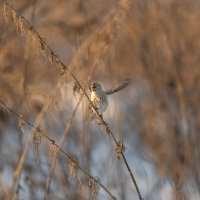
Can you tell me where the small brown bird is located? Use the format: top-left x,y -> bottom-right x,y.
89,78 -> 130,114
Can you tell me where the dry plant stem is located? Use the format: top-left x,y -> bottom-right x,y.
44,94 -> 83,200
0,100 -> 117,200
4,2 -> 142,199
6,80 -> 64,200
7,125 -> 32,200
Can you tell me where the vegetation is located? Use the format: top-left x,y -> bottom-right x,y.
0,0 -> 200,199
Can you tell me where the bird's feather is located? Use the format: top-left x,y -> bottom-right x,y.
105,78 -> 131,95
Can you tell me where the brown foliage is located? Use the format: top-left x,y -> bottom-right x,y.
0,0 -> 200,199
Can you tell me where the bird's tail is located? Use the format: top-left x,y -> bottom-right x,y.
105,77 -> 131,95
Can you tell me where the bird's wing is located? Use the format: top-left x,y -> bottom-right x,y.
105,78 -> 131,95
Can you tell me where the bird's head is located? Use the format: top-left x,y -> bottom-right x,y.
89,82 -> 102,92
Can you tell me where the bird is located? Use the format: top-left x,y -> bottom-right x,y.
88,78 -> 130,115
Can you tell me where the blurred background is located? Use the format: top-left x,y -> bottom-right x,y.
0,0 -> 200,199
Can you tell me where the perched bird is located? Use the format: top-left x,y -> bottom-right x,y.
89,78 -> 130,114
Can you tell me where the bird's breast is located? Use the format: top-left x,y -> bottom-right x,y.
90,91 -> 108,113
